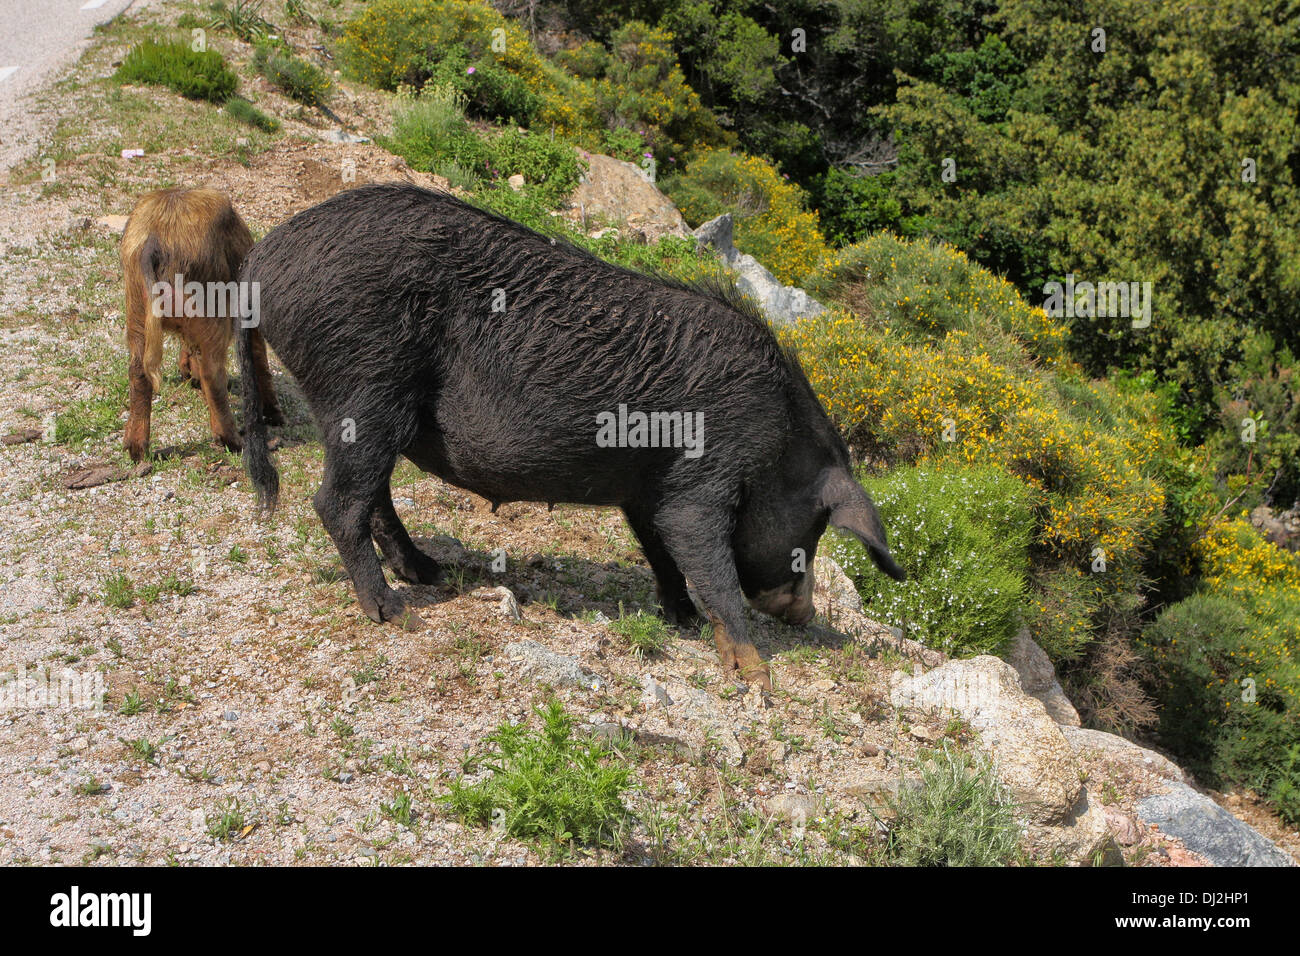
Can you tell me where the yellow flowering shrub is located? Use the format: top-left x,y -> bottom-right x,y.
664,147 -> 829,285
781,234 -> 1186,662
337,0 -> 601,142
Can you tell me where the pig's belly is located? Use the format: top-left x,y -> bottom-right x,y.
401,421 -> 632,508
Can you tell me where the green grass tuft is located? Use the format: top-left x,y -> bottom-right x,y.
115,40 -> 238,103
885,743 -> 1021,866
442,700 -> 632,848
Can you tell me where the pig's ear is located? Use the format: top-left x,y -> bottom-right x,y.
820,469 -> 907,582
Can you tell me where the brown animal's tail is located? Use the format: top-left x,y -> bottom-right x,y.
138,237 -> 166,392
237,309 -> 279,514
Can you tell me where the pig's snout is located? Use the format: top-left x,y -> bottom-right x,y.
750,569 -> 816,627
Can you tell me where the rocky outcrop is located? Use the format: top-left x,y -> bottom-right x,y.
1006,628 -> 1080,726
562,150 -> 691,243
1251,504 -> 1300,552
889,655 -> 1112,862
693,213 -> 827,323
1137,783 -> 1296,867
1010,630 -> 1295,867
1061,726 -> 1186,783
504,640 -> 600,691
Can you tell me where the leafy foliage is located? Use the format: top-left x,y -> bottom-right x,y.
442,700 -> 633,846
830,465 -> 1033,656
663,147 -> 828,284
1142,518 -> 1300,824
252,43 -> 333,108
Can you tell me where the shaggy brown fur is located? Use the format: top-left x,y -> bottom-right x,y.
120,188 -> 281,461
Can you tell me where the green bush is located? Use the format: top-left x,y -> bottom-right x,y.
252,43 -> 332,108
337,0 -> 576,130
442,700 -> 632,847
828,464 -> 1033,657
206,0 -> 274,43
812,167 -> 905,247
386,85 -> 583,208
589,21 -> 730,157
1141,517 -> 1300,824
115,40 -> 238,103
224,96 -> 279,132
886,743 -> 1021,866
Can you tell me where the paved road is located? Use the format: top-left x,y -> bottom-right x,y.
0,0 -> 141,172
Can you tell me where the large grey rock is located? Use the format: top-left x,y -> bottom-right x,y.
1251,504 -> 1299,552
813,554 -> 862,614
1137,782 -> 1295,867
693,213 -> 826,323
565,150 -> 691,242
1062,726 -> 1187,783
890,655 -> 1111,862
1006,629 -> 1080,726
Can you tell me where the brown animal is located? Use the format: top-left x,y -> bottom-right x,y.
120,188 -> 282,462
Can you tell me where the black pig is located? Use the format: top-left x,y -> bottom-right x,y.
238,183 -> 903,690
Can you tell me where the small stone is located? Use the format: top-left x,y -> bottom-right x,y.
640,675 -> 672,709
507,174 -> 525,191
1103,805 -> 1141,846
96,214 -> 129,234
769,793 -> 822,823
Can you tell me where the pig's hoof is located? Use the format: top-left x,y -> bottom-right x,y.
734,646 -> 772,693
391,549 -> 442,586
740,661 -> 772,693
218,435 -> 243,454
361,588 -> 419,627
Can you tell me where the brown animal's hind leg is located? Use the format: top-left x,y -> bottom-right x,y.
123,350 -> 153,463
371,478 -> 441,585
193,343 -> 242,453
656,502 -> 771,691
178,347 -> 201,388
249,328 -> 283,426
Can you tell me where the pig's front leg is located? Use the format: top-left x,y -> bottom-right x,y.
657,504 -> 771,691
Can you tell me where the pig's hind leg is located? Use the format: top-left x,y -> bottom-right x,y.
313,424 -> 419,627
623,503 -> 698,625
371,479 -> 442,586
657,504 -> 772,691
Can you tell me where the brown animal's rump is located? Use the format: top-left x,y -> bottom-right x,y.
119,187 -> 282,462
